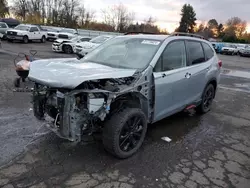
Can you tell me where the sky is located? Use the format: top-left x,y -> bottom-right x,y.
83,0 -> 250,32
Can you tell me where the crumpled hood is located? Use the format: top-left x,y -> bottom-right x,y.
28,58 -> 137,89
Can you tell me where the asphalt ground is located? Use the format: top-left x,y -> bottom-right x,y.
0,41 -> 250,188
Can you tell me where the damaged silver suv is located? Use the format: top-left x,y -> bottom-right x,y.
29,33 -> 221,158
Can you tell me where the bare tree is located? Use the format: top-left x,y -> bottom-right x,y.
102,3 -> 135,32
12,0 -> 29,21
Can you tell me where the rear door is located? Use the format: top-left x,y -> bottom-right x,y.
184,40 -> 212,103
153,40 -> 190,122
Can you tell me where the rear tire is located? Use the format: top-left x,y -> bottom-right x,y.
8,39 -> 13,42
102,108 -> 147,159
23,36 -> 29,44
196,84 -> 215,114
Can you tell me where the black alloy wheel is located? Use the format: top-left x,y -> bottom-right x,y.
119,116 -> 144,152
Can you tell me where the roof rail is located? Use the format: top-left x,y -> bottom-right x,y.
124,32 -> 158,35
170,32 -> 206,40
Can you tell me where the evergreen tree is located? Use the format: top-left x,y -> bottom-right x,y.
177,4 -> 197,33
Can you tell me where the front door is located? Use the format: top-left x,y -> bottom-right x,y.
153,40 -> 190,122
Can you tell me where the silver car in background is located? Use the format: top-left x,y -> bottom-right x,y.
29,33 -> 221,159
75,35 -> 114,58
240,47 -> 250,57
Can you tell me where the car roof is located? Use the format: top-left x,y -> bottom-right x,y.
17,24 -> 35,27
115,34 -> 211,43
116,34 -> 169,41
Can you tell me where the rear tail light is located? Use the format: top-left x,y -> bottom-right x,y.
218,60 -> 222,68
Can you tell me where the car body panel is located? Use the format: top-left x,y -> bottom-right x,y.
0,22 -> 9,36
28,58 -> 137,89
52,36 -> 92,53
47,31 -> 60,40
153,66 -> 191,122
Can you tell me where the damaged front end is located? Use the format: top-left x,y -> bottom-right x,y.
32,76 -> 138,142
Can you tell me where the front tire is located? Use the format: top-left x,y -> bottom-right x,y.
197,84 -> 215,114
40,36 -> 46,43
23,36 -> 29,44
63,45 -> 73,54
103,108 -> 147,159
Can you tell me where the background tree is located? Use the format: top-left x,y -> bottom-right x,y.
102,3 -> 135,32
217,23 -> 224,37
177,4 -> 197,33
0,0 -> 9,18
225,17 -> 247,38
207,19 -> 218,37
126,16 -> 161,33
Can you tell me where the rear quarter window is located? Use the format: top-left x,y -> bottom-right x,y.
186,41 -> 206,65
202,42 -> 214,60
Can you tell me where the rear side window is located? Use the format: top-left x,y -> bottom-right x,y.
186,41 -> 205,65
202,42 -> 214,60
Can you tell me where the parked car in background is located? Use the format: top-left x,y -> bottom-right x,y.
240,47 -> 250,57
0,22 -> 10,39
0,18 -> 20,28
0,33 -> 3,48
75,35 -> 114,58
221,44 -> 238,55
47,27 -> 63,41
57,28 -> 78,39
52,36 -> 91,54
6,24 -> 47,43
29,33 -> 221,158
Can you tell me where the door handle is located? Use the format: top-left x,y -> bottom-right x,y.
162,73 -> 166,78
185,72 -> 191,78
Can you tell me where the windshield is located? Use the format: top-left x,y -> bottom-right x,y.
15,25 -> 30,31
60,29 -> 75,34
90,36 -> 111,44
71,37 -> 80,42
0,22 -> 7,28
81,37 -> 162,70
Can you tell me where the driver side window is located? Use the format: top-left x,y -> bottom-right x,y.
154,40 -> 187,72
30,27 -> 38,32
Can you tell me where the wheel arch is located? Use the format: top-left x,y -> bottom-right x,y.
109,92 -> 149,120
205,78 -> 217,98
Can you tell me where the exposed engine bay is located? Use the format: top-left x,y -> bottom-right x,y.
32,75 -> 150,142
